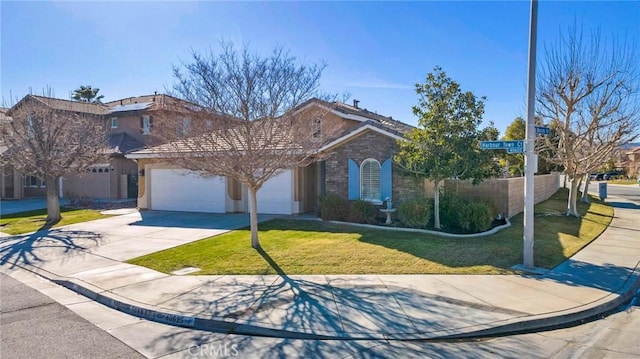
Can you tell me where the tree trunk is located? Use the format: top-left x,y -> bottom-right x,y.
248,186 -> 260,249
566,178 -> 581,217
576,174 -> 584,200
433,179 -> 441,230
45,175 -> 61,225
581,175 -> 591,203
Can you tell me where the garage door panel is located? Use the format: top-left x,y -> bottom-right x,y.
150,169 -> 226,213
254,170 -> 293,215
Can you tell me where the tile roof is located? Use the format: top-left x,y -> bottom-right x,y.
129,97 -> 415,158
332,101 -> 414,134
295,98 -> 414,135
28,95 -> 108,115
104,94 -> 196,113
108,132 -> 145,155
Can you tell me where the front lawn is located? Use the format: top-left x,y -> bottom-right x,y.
128,189 -> 614,275
0,208 -> 110,235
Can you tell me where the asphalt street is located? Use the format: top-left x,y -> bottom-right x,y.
0,273 -> 143,359
588,182 -> 640,204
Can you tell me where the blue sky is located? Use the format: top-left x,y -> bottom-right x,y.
1,1 -> 638,134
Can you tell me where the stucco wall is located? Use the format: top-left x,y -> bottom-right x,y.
63,170 -> 111,199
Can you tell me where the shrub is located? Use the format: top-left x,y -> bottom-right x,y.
439,192 -> 495,233
398,197 -> 432,228
348,200 -> 377,224
439,191 -> 463,229
457,201 -> 494,233
319,195 -> 350,221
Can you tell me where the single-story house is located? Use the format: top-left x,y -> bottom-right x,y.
126,99 -> 424,215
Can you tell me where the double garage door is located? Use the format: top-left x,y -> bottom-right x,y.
150,169 -> 226,213
149,168 -> 293,214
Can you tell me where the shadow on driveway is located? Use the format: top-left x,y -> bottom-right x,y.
0,229 -> 102,269
130,211 -> 277,230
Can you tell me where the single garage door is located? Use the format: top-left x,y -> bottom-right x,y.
150,169 -> 226,213
252,170 -> 293,214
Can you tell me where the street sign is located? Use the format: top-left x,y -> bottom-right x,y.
480,140 -> 524,151
535,126 -> 550,135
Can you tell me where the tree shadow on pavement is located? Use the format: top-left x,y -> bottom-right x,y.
130,211 -> 276,230
144,247 -> 540,358
0,229 -> 101,269
148,248 -> 528,341
542,259 -> 638,292
607,201 -> 640,210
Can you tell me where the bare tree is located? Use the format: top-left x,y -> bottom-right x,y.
1,94 -> 109,224
159,42 -> 336,248
536,23 -> 639,216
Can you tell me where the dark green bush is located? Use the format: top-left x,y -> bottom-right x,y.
398,197 -> 432,228
319,195 -> 350,221
439,191 -> 463,229
438,192 -> 496,233
347,200 -> 377,224
457,201 -> 494,233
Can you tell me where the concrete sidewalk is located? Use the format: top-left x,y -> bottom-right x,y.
1,197 -> 638,341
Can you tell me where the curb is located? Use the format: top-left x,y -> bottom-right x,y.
326,218 -> 512,239
24,260 -> 638,342
50,277 -> 369,341
427,263 -> 640,340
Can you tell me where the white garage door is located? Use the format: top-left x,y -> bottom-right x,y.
251,170 -> 293,214
150,169 -> 226,213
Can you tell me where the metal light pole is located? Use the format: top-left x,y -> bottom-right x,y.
523,0 -> 538,269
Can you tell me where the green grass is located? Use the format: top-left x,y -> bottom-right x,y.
128,189 -> 613,275
606,179 -> 639,185
0,208 -> 111,235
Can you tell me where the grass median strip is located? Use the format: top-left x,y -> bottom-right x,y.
128,189 -> 613,275
0,208 -> 110,235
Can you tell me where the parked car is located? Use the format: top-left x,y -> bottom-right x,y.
590,173 -> 604,181
603,171 -> 622,180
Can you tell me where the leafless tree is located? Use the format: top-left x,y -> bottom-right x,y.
1,94 -> 109,224
536,23 -> 639,216
158,42 -> 337,248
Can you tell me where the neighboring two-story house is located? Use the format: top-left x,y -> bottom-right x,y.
0,93 -> 196,201
619,145 -> 640,179
126,99 -> 424,215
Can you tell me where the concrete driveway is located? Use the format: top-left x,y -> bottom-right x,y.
0,210 -> 277,269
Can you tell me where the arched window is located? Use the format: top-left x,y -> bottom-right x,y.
360,159 -> 381,201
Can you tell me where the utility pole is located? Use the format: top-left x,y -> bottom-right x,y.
523,0 -> 538,269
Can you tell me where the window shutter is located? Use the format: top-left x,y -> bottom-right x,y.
381,158 -> 392,201
149,115 -> 153,130
348,159 -> 360,200
140,116 -> 143,129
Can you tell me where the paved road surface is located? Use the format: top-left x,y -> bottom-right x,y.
588,182 -> 640,204
0,273 -> 143,359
